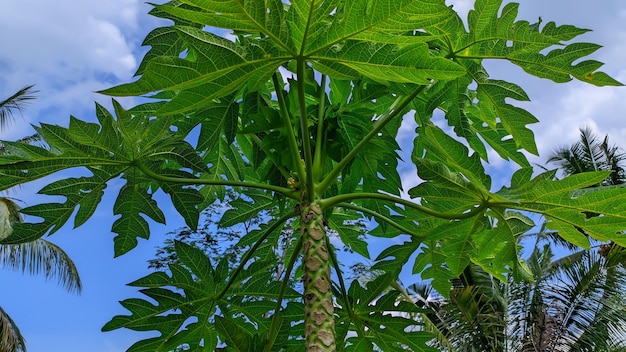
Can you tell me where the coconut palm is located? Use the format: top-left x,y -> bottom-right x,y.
404,128 -> 626,351
406,241 -> 626,352
0,86 -> 81,352
547,126 -> 626,186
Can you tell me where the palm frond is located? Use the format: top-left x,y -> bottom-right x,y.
0,197 -> 82,294
0,85 -> 38,131
600,134 -> 626,185
546,147 -> 585,176
420,241 -> 626,352
547,249 -> 587,275
521,222 -> 581,252
547,126 -> 626,186
404,283 -> 459,352
574,127 -> 604,172
431,265 -> 509,352
0,239 -> 82,294
0,305 -> 26,352
546,251 -> 626,351
509,244 -> 559,352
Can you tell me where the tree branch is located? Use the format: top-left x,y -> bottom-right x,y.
216,211 -> 295,300
313,74 -> 327,182
264,235 -> 302,351
326,234 -> 367,339
272,72 -> 306,182
336,202 -> 425,239
297,59 -> 315,201
136,162 -> 299,200
321,192 -> 487,220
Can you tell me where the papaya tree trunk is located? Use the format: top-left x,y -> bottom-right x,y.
300,201 -> 336,351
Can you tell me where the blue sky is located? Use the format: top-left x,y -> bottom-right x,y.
1,1 -> 625,351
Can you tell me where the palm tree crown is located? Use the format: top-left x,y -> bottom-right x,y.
547,127 -> 626,186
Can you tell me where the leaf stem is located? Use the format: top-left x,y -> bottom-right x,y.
264,235 -> 303,351
298,0 -> 316,56
297,59 -> 315,202
454,54 -> 508,60
249,133 -> 291,180
313,74 -> 327,182
391,281 -> 458,352
321,192 -> 487,220
326,235 -> 367,339
337,202 -> 425,240
216,211 -> 295,300
136,162 -> 299,200
317,85 -> 426,193
449,37 -> 510,58
272,73 -> 306,182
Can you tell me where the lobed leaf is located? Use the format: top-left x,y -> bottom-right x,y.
316,41 -> 465,85
297,0 -> 452,54
498,171 -> 626,248
219,191 -> 274,229
339,281 -> 437,351
112,183 -> 165,256
416,124 -> 491,189
101,26 -> 286,115
327,209 -> 369,258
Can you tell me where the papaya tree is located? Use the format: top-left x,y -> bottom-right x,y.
0,0 -> 625,351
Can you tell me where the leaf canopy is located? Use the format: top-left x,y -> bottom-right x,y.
0,0 -> 624,350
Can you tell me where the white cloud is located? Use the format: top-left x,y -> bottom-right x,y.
0,0 -> 145,139
526,70 -> 626,164
0,0 -> 140,77
88,17 -> 138,78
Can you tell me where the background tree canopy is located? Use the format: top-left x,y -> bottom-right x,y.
0,0 -> 624,351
